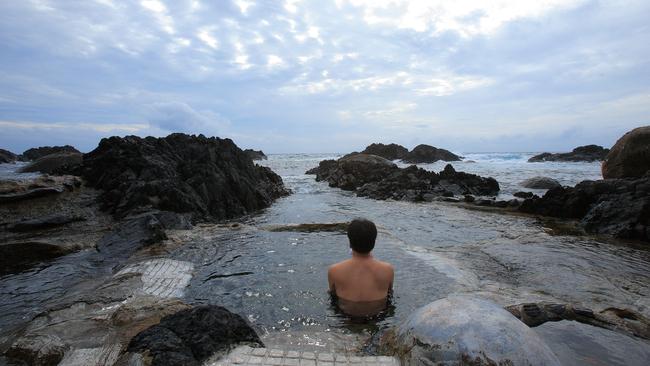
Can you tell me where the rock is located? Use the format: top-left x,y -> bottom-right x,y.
0,240 -> 77,275
307,156 -> 499,202
528,144 -> 609,162
18,152 -> 83,174
514,191 -> 535,199
7,214 -> 85,232
464,195 -> 475,203
6,334 -> 67,366
380,296 -> 560,365
476,199 -> 493,206
79,134 -> 289,220
508,199 -> 521,207
0,148 -> 18,163
243,149 -> 267,161
520,176 -> 561,189
360,143 -> 409,160
0,175 -> 80,203
402,144 -> 461,164
22,145 -> 79,161
519,177 -> 650,241
602,126 -> 650,179
127,305 -> 263,366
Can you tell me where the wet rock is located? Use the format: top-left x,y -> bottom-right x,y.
519,177 -> 650,241
0,241 -> 81,275
0,186 -> 65,203
507,199 -> 521,207
19,152 -> 83,174
127,305 -> 263,366
602,126 -> 650,179
520,176 -> 561,189
96,214 -> 169,260
493,200 -> 509,208
528,144 -> 609,162
401,144 -> 461,164
7,214 -> 85,232
79,134 -> 289,220
6,334 -> 67,366
263,222 -> 349,233
514,191 -> 535,199
476,198 -> 493,206
360,143 -> 409,161
22,145 -> 80,161
380,296 -> 560,365
243,149 -> 267,161
0,175 -> 81,203
0,148 -> 18,163
307,155 -> 498,202
464,195 -> 475,203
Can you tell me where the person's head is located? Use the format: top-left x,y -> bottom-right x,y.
347,218 -> 377,254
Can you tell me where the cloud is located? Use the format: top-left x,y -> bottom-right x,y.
145,101 -> 230,135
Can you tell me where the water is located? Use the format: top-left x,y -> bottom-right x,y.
1,154 -> 649,361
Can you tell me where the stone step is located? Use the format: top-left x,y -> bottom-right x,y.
205,346 -> 400,366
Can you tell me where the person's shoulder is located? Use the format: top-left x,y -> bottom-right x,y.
328,259 -> 349,273
374,259 -> 394,270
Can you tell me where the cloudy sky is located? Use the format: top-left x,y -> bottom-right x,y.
1,0 -> 649,153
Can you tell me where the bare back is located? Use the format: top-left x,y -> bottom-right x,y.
328,256 -> 394,302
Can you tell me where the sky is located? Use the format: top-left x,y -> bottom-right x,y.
0,0 -> 649,154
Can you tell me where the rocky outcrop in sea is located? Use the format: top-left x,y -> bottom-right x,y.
602,126 -> 650,179
359,142 -> 461,163
306,153 -> 498,201
22,145 -> 80,161
528,144 -> 609,162
0,148 -> 19,163
244,149 -> 268,161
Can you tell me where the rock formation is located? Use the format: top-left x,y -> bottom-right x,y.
243,149 -> 267,161
520,176 -> 561,189
401,144 -> 461,163
79,134 -> 289,220
519,176 -> 650,241
127,305 -> 263,366
378,296 -> 560,365
18,152 -> 83,174
22,145 -> 79,161
602,126 -> 650,179
0,148 -> 18,163
360,143 -> 409,161
306,153 -> 498,201
528,145 -> 609,162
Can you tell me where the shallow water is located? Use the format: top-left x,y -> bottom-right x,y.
0,154 -> 649,363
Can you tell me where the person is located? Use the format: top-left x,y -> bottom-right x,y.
328,218 -> 394,317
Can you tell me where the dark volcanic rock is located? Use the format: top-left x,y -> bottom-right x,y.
360,143 -> 409,161
0,148 -> 18,163
243,149 -> 267,161
528,145 -> 609,162
79,134 -> 289,220
520,176 -> 561,189
402,144 -> 461,164
306,154 -> 498,201
519,177 -> 650,241
602,126 -> 650,179
22,145 -> 79,161
0,175 -> 80,203
514,191 -> 535,199
18,152 -> 83,174
128,305 -> 263,366
0,241 -> 76,276
7,214 -> 85,232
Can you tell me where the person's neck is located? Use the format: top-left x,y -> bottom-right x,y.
351,250 -> 372,259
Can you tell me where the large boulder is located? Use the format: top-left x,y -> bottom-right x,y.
306,154 -> 498,201
243,149 -> 267,161
127,305 -> 263,366
18,152 -> 83,174
528,144 -> 609,162
381,296 -> 560,365
520,176 -> 562,189
78,134 -> 289,220
602,126 -> 650,179
519,177 -> 650,241
22,145 -> 79,161
402,144 -> 461,163
360,143 -> 409,161
0,148 -> 18,163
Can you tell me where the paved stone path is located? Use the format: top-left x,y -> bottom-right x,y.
205,346 -> 400,366
116,258 -> 194,298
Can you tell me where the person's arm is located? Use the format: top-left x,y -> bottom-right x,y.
327,266 -> 336,294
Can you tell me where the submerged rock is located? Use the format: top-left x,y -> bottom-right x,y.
528,145 -> 609,162
519,177 -> 650,241
243,149 -> 267,161
79,134 -> 289,220
0,148 -> 18,163
307,154 -> 498,201
402,144 -> 461,163
18,152 -> 83,174
602,126 -> 650,179
127,305 -> 263,366
520,176 -> 561,189
360,143 -> 409,161
380,296 -> 560,365
22,145 -> 79,161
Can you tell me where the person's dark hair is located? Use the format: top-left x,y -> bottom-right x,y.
347,218 -> 377,254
